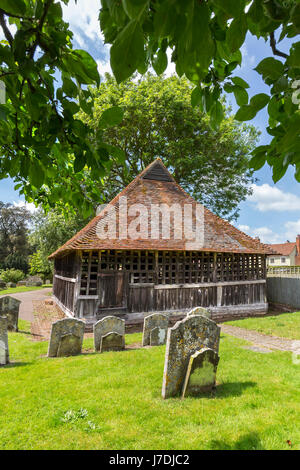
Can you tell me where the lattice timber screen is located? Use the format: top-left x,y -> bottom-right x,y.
78,250 -> 266,294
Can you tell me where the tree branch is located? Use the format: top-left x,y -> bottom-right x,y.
0,10 -> 13,46
270,32 -> 288,59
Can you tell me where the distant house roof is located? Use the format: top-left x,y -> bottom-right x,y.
266,242 -> 296,256
49,159 -> 275,259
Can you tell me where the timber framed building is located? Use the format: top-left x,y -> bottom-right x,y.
49,159 -> 274,326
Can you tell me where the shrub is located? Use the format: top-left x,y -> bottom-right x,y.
0,269 -> 25,284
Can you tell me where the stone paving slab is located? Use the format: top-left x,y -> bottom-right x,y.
0,288 -> 52,322
221,324 -> 296,352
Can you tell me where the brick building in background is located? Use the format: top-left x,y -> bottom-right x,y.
266,235 -> 300,266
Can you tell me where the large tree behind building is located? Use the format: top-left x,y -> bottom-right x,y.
0,202 -> 31,272
79,74 -> 259,220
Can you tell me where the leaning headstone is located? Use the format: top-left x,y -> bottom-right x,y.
93,316 -> 125,352
181,348 -> 219,398
162,315 -> 220,399
48,318 -> 85,357
100,332 -> 125,352
0,317 -> 9,365
0,296 -> 21,331
142,313 -> 169,347
187,306 -> 211,318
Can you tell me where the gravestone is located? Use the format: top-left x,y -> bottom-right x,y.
93,316 -> 125,352
187,306 -> 211,318
181,347 -> 219,398
48,318 -> 85,357
162,315 -> 220,399
142,313 -> 169,347
100,332 -> 125,352
150,326 -> 167,346
0,281 -> 6,290
0,317 -> 9,365
0,296 -> 21,331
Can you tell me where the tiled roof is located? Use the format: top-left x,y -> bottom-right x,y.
266,242 -> 296,256
49,159 -> 275,258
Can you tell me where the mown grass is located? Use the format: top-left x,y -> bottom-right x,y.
0,285 -> 52,296
0,320 -> 299,450
226,311 -> 300,340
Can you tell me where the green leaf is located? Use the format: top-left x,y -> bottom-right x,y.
250,93 -> 270,112
110,20 -> 145,83
73,50 -> 100,87
29,161 -> 44,188
233,86 -> 248,106
212,0 -> 244,18
74,153 -> 86,173
100,106 -> 124,126
152,49 -> 168,75
210,101 -> 224,130
122,0 -> 148,19
288,42 -> 300,68
235,105 -> 257,121
191,87 -> 203,108
249,153 -> 266,171
0,0 -> 26,16
255,57 -> 285,81
231,76 -> 249,89
62,77 -> 78,98
227,14 -> 247,53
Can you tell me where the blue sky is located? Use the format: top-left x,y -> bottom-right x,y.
1,0 -> 300,244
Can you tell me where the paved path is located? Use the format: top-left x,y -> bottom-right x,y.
0,288 -> 52,322
221,324 -> 297,352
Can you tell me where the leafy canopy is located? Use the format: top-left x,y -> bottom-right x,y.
0,0 -> 299,214
100,0 -> 300,183
79,74 -> 259,220
0,0 -> 124,216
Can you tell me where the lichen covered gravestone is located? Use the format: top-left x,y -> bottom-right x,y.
142,313 -> 169,347
0,317 -> 9,365
0,296 -> 21,331
162,315 -> 220,399
100,332 -> 125,352
181,347 -> 219,398
48,318 -> 85,357
93,316 -> 125,352
187,306 -> 211,318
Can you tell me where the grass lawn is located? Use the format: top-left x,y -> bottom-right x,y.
226,312 -> 300,341
0,320 -> 299,450
0,285 -> 52,296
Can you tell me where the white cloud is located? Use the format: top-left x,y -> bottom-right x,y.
237,219 -> 300,244
62,0 -> 103,47
248,184 -> 300,212
13,201 -> 37,213
240,44 -> 256,69
237,223 -> 281,244
97,58 -> 112,78
284,220 -> 300,241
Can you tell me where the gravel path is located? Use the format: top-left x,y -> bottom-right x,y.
221,324 -> 298,352
0,288 -> 52,322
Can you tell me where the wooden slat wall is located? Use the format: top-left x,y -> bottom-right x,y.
53,276 -> 75,312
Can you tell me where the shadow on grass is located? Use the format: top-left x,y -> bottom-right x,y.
1,361 -> 31,368
179,381 -> 257,400
209,432 -> 264,450
215,381 -> 257,398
